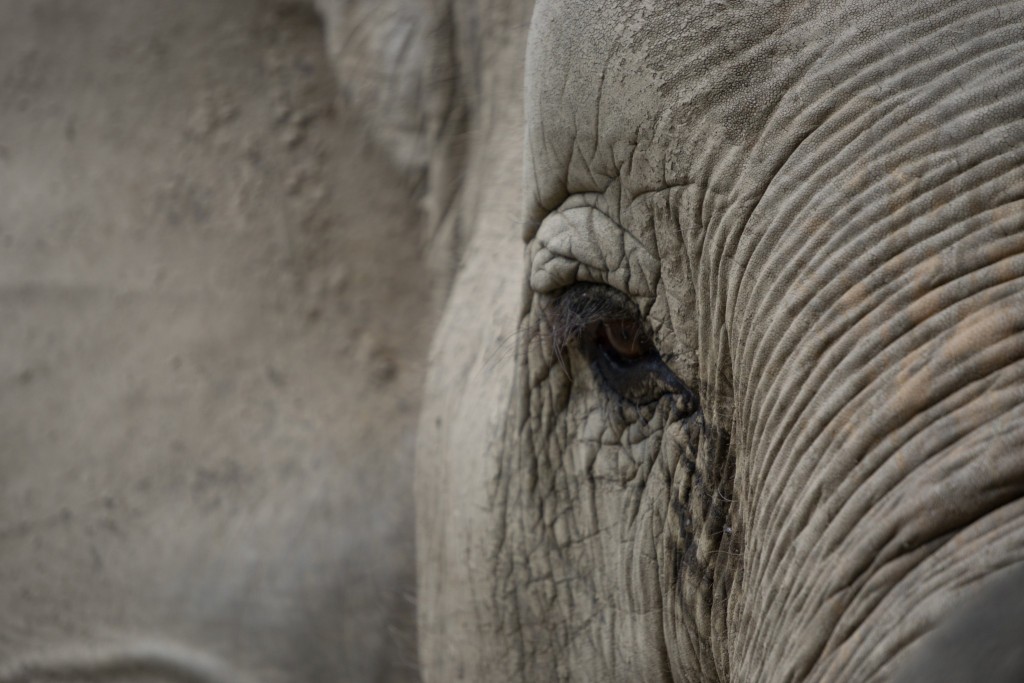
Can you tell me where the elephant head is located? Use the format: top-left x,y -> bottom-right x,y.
415,0 -> 1024,680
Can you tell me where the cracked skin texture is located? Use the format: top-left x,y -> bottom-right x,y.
416,0 -> 1024,681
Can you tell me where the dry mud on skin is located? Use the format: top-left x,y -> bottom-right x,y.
0,1 -> 429,681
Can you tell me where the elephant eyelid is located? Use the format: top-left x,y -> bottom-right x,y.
543,284 -> 640,352
543,284 -> 695,407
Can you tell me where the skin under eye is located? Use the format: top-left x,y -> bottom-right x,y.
547,285 -> 697,409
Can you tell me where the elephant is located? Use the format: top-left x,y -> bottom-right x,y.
392,0 -> 1024,681
4,0 -> 1024,681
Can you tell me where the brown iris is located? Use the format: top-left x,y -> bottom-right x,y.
597,319 -> 652,362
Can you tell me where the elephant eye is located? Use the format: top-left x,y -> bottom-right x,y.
595,318 -> 654,362
546,285 -> 695,407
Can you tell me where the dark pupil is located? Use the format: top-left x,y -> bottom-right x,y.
600,319 -> 649,360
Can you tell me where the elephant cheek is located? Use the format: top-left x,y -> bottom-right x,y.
414,224 -> 523,680
493,356 -> 740,682
655,417 -> 740,683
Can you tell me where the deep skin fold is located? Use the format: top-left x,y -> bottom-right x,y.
416,0 -> 1024,681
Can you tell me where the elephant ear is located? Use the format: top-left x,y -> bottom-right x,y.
313,0 -> 463,194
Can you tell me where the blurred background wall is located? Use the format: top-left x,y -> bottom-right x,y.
0,1 -> 431,680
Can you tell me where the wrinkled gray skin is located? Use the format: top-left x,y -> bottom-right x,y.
399,0 -> 1024,681
6,0 -> 1023,681
897,562 -> 1024,682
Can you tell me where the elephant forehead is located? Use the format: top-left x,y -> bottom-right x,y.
524,0 -> 812,221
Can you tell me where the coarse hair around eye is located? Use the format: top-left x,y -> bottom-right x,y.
543,285 -> 638,349
539,284 -> 639,377
481,284 -> 624,380
480,282 -> 642,384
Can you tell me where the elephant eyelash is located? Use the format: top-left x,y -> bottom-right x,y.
543,284 -> 697,409
543,284 -> 640,353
